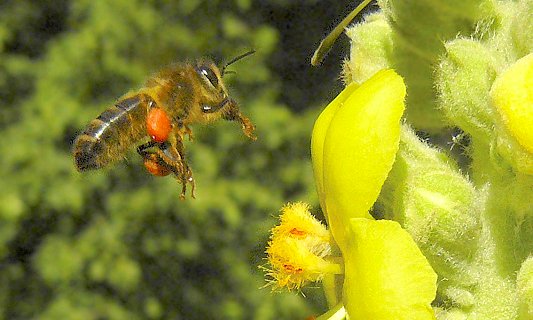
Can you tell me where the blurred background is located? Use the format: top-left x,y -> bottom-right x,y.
0,0 -> 367,318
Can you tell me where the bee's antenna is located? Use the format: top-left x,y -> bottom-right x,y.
222,50 -> 256,76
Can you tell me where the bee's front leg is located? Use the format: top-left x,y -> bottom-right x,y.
222,98 -> 256,141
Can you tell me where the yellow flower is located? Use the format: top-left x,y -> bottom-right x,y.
491,53 -> 533,154
490,53 -> 533,174
311,70 -> 437,319
264,70 -> 437,319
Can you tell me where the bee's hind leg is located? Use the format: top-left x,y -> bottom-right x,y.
136,140 -> 160,158
137,140 -> 194,199
166,134 -> 195,199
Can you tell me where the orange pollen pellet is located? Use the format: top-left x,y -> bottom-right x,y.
146,107 -> 172,142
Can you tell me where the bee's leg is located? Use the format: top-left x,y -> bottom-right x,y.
179,165 -> 195,199
137,141 -> 184,175
136,140 -> 159,158
176,121 -> 194,141
137,141 -> 192,199
222,98 -> 256,140
167,133 -> 195,199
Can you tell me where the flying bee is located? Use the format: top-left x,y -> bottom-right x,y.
73,51 -> 256,198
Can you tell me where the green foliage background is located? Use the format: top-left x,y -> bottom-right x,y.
0,0 -> 354,318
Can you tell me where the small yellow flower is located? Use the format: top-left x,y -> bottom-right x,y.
264,70 -> 437,320
310,70 -> 436,319
491,53 -> 533,154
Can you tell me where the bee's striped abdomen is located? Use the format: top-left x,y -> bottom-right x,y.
73,95 -> 148,171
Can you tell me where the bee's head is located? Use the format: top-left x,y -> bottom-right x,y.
195,50 -> 255,114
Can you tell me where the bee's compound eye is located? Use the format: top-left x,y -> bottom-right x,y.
198,66 -> 219,89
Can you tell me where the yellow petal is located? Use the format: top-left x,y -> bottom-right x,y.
343,218 -> 437,320
312,82 -> 360,217
323,70 -> 406,247
491,53 -> 533,154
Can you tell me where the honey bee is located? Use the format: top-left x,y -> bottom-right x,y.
73,51 -> 256,198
